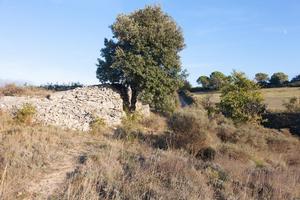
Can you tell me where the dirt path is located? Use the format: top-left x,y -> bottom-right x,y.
24,138 -> 94,200
179,94 -> 189,107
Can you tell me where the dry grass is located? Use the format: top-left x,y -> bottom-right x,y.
0,107 -> 299,199
194,87 -> 300,111
0,84 -> 51,98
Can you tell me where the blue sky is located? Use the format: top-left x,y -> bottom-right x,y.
0,0 -> 299,86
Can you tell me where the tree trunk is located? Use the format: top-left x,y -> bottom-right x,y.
130,89 -> 138,112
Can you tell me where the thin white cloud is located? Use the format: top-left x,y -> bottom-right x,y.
263,27 -> 289,35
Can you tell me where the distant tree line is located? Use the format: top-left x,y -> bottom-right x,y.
193,71 -> 300,92
40,82 -> 83,91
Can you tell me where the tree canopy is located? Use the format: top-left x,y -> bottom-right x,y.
270,72 -> 289,86
219,71 -> 265,123
96,5 -> 185,113
197,71 -> 230,90
255,73 -> 269,86
291,74 -> 300,83
196,76 -> 210,89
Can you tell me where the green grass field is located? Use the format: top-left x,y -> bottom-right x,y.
193,87 -> 300,111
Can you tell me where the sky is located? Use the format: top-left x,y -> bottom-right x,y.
0,0 -> 299,86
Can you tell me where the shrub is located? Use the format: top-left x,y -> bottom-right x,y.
283,97 -> 300,113
195,147 -> 216,161
168,107 -> 209,153
14,103 -> 36,124
219,71 -> 266,123
89,117 -> 107,134
217,124 -> 239,143
0,84 -> 25,96
141,113 -> 167,133
114,112 -> 144,140
200,95 -> 217,117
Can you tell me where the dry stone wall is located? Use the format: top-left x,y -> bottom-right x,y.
0,85 -> 149,131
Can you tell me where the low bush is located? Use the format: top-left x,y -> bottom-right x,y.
200,95 -> 218,117
89,117 -> 107,135
0,84 -> 50,97
219,71 -> 266,123
283,97 -> 300,113
217,124 -> 239,143
114,112 -> 144,141
196,147 -> 216,161
14,103 -> 36,125
168,107 -> 210,153
0,84 -> 25,96
140,113 -> 167,133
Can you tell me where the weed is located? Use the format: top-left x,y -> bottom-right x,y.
14,103 -> 36,125
89,117 -> 107,134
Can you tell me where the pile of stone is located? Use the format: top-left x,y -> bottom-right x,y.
0,85 -> 146,131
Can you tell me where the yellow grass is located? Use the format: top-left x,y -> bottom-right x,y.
193,87 -> 300,111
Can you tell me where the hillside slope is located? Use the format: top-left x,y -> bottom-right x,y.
0,107 -> 299,199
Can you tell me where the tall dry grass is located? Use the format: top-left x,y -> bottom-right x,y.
0,106 -> 299,199
0,83 -> 51,97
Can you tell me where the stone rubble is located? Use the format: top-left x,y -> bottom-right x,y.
0,85 -> 149,131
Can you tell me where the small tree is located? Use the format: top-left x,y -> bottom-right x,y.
270,72 -> 289,86
291,74 -> 300,83
255,73 -> 269,86
96,5 -> 185,113
290,74 -> 300,87
219,71 -> 265,123
197,76 -> 210,89
209,71 -> 229,90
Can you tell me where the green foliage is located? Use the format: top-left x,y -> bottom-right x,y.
196,71 -> 230,90
209,71 -> 229,90
219,71 -> 265,123
40,82 -> 83,91
255,73 -> 269,86
96,5 -> 185,113
290,74 -> 300,87
197,76 -> 210,89
283,97 -> 300,113
180,80 -> 192,91
291,74 -> 300,83
14,103 -> 36,124
270,72 -> 289,86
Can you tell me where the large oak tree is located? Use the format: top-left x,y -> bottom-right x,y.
96,5 -> 185,112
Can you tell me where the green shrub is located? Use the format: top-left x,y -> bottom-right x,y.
168,107 -> 209,153
219,71 -> 265,123
14,103 -> 36,124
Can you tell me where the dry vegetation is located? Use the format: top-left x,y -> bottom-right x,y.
0,84 -> 51,98
194,87 -> 300,111
0,104 -> 299,200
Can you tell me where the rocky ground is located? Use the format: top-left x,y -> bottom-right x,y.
0,85 -> 137,131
